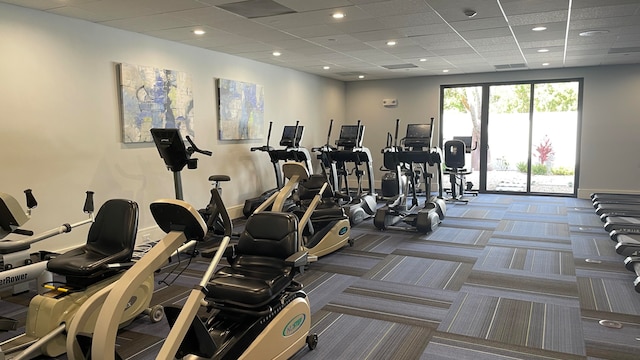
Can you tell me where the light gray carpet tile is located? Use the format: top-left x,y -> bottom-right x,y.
502,212 -> 569,224
439,217 -> 500,231
422,332 -> 585,360
439,293 -> 585,355
567,210 -> 606,227
494,220 -> 570,241
298,272 -> 359,313
459,283 -> 581,308
349,229 -> 420,254
365,254 -> 472,291
293,311 -> 432,360
577,276 -> 640,314
570,233 -> 619,258
507,203 -> 566,215
444,207 -> 506,220
476,246 -> 575,276
421,227 -> 493,246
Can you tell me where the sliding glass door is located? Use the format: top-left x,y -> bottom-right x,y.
441,80 -> 581,196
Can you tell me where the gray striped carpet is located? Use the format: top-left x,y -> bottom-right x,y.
2,194 -> 639,359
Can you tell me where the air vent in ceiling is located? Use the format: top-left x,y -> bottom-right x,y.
494,63 -> 527,70
382,64 -> 418,70
217,0 -> 296,19
336,72 -> 365,77
608,47 -> 640,54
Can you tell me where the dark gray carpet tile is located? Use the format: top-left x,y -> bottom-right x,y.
577,276 -> 640,314
488,237 -> 573,254
350,231 -> 418,253
494,220 -> 571,241
392,247 -> 479,265
364,254 -> 473,291
439,293 -> 585,356
422,331 -> 585,360
346,278 -> 457,308
574,262 -> 634,277
420,227 -> 493,246
476,246 -> 576,276
570,234 -> 619,258
581,316 -> 640,360
466,194 -> 515,205
465,268 -> 579,298
309,249 -> 387,277
460,283 -> 581,309
323,290 -> 449,328
293,311 -> 433,360
396,236 -> 485,257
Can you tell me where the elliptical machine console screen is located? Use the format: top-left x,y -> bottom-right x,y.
405,124 -> 432,148
337,125 -> 364,148
280,125 -> 304,147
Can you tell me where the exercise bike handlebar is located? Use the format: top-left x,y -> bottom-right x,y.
185,136 -> 212,156
24,189 -> 37,210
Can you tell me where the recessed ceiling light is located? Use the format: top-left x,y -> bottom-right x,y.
419,58 -> 427,62
537,48 -> 549,53
532,26 -> 547,31
542,62 -> 550,66
193,29 -> 206,35
332,12 -> 345,19
358,75 -> 365,79
442,69 -> 449,73
323,66 -> 330,70
579,30 -> 609,37
272,51 -> 281,56
386,40 -> 397,46
463,9 -> 477,18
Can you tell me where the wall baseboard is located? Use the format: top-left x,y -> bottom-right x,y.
578,188 -> 640,199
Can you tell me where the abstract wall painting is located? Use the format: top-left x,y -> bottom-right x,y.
118,63 -> 194,143
217,78 -> 264,140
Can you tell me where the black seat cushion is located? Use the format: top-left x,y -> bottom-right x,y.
47,199 -> 139,285
206,212 -> 298,308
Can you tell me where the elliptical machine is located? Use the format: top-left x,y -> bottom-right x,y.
316,120 -> 377,225
243,121 -> 312,218
374,118 -> 446,233
78,183 -> 317,360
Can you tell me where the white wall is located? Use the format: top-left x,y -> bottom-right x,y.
345,65 -> 640,198
0,3 -> 345,251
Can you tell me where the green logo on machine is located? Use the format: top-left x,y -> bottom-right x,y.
283,313 -> 305,336
339,226 -> 348,235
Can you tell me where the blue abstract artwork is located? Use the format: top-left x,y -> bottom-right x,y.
218,78 -> 264,140
118,63 -> 194,143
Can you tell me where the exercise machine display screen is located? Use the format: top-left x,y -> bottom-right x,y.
337,125 -> 364,148
280,126 -> 304,147
150,128 -> 188,172
404,124 -> 432,148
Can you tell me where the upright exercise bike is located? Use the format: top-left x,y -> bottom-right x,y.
151,127 -> 230,245
77,183 -> 317,360
374,118 -> 446,233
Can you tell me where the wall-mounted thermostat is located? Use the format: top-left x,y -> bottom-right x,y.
383,98 -> 398,107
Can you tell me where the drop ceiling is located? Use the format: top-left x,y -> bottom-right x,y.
3,0 -> 640,81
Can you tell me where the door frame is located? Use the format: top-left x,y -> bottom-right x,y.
439,78 -> 584,197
